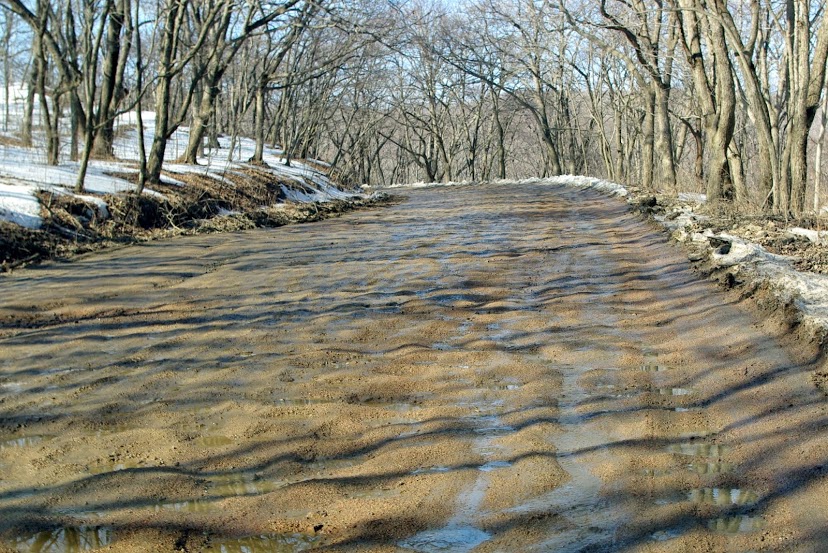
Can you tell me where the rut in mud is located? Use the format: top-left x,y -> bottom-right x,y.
1,182 -> 828,552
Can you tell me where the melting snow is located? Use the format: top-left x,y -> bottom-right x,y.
0,103 -> 358,228
0,181 -> 41,229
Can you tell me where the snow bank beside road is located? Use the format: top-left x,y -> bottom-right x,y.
0,117 -> 358,229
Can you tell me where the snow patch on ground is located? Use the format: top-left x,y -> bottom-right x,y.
788,227 -> 828,245
0,181 -> 41,229
0,107 -> 357,228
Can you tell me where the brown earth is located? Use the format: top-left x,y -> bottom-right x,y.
0,182 -> 827,552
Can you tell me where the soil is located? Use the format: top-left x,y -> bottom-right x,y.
1,169 -> 393,273
1,183 -> 827,552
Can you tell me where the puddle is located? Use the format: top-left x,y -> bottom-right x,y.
641,468 -> 672,477
411,466 -> 452,475
478,460 -> 512,472
707,515 -> 763,533
432,343 -> 457,351
687,461 -> 735,475
13,525 -> 112,552
359,399 -> 425,412
468,413 -> 507,428
489,379 -> 521,391
687,488 -> 758,506
0,382 -> 24,394
657,387 -> 693,396
508,362 -> 626,550
155,499 -> 216,512
207,472 -> 285,497
0,435 -> 49,450
398,524 -> 491,552
195,436 -> 234,447
205,533 -> 321,552
666,443 -> 731,457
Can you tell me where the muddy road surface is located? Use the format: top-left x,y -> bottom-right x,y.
1,183 -> 828,552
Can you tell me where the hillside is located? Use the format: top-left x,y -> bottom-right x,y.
0,108 -> 385,272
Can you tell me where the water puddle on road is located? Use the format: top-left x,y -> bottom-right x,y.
410,466 -> 453,475
478,460 -> 512,472
667,443 -> 732,457
656,387 -> 693,396
640,363 -> 671,372
204,533 -> 321,552
13,525 -> 112,552
505,363 -> 626,551
399,525 -> 491,552
399,390 -> 515,551
0,435 -> 50,450
687,488 -> 758,506
206,472 -> 286,497
687,461 -> 736,475
707,515 -> 764,533
154,499 -> 217,512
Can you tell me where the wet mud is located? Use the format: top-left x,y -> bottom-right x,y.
1,183 -> 827,551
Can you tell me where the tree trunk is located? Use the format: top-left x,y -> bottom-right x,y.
21,47 -> 36,146
2,16 -> 12,133
653,84 -> 676,191
727,144 -> 748,206
815,94 -> 828,212
182,79 -> 220,164
91,1 -> 125,159
641,88 -> 655,190
146,71 -> 171,185
251,83 -> 266,163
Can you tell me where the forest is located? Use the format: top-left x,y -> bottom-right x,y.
1,0 -> 827,215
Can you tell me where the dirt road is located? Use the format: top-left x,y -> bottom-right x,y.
1,182 -> 827,552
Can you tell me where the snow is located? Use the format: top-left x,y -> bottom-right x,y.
788,227 -> 828,244
0,91 -> 358,229
706,232 -> 828,329
0,181 -> 41,229
678,192 -> 707,204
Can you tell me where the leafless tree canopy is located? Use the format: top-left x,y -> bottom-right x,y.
1,0 -> 828,214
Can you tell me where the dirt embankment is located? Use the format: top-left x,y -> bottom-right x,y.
1,167 -> 395,273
